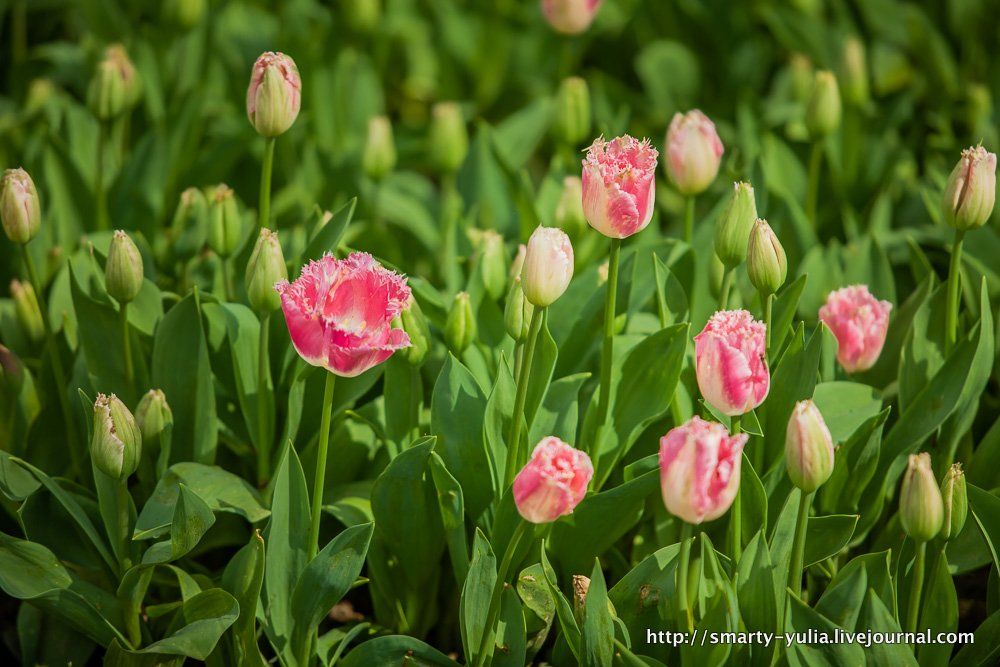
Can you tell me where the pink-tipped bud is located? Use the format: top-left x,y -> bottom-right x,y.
246,52 -> 301,137
900,452 -> 944,543
659,416 -> 747,524
694,310 -> 770,417
942,145 -> 997,231
785,400 -> 835,492
665,110 -> 724,197
746,218 -> 787,295
514,436 -> 593,523
521,226 -> 574,307
541,0 -> 602,35
1,168 -> 41,245
818,285 -> 892,373
582,135 -> 658,238
88,44 -> 140,120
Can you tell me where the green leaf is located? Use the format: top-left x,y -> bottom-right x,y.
967,485 -> 1000,576
736,531 -> 778,664
916,549 -> 958,666
338,635 -> 459,666
770,274 -> 807,354
220,531 -> 267,667
608,544 -> 680,654
132,589 -> 239,660
524,314 -> 558,431
493,587 -> 527,667
785,593 -> 866,667
460,529 -> 496,666
300,197 -> 356,268
141,484 -> 215,564
529,372 -> 589,448
581,559 -> 614,667
816,551 -> 894,630
810,382 -> 883,444
429,452 -> 469,585
540,540 -> 581,661
950,608 -> 1000,666
856,591 -> 917,667
69,265 -> 133,399
760,324 -> 823,467
804,514 -> 857,567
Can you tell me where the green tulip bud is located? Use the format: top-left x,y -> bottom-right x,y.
395,296 -> 430,366
746,218 -> 787,295
135,388 -> 173,447
785,400 -> 835,492
840,36 -> 870,107
713,182 -> 757,268
208,184 -> 242,258
789,53 -> 814,102
941,145 -> 996,231
344,0 -> 381,32
939,463 -> 967,541
429,102 -> 469,174
806,70 -> 842,139
445,291 -> 476,355
0,344 -> 24,394
478,230 -> 508,301
553,77 -> 591,147
1,168 -> 41,245
900,452 -> 944,543
88,45 -> 140,120
91,393 -> 142,481
555,176 -> 587,239
162,0 -> 206,29
169,187 -> 209,260
105,230 -> 144,304
362,115 -> 397,181
245,228 -> 288,314
504,277 -> 533,342
10,279 -> 44,342
247,52 -> 301,138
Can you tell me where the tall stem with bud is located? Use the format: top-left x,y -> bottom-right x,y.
259,137 -> 276,229
595,238 -> 621,452
944,230 -> 965,355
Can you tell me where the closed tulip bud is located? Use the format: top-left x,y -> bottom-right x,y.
939,463 -> 967,541
429,102 -> 469,174
746,219 -> 787,295
478,230 -> 507,300
396,296 -> 430,365
363,115 -> 397,181
514,437 -> 593,523
445,292 -> 476,355
713,182 -> 757,268
785,400 -> 834,492
665,111 -> 724,197
208,185 -> 242,257
135,389 -> 173,446
555,176 -> 587,239
504,277 -> 534,342
105,230 -> 143,304
162,0 -> 206,29
344,0 -> 380,32
509,243 -> 527,280
245,228 -> 288,314
900,453 -> 944,543
88,45 -> 140,120
806,71 -> 842,139
10,279 -> 44,342
1,168 -> 41,245
695,310 -> 770,416
941,146 -> 997,231
789,54 -> 814,102
169,187 -> 209,259
0,344 -> 23,394
246,52 -> 302,137
840,36 -> 870,107
541,0 -> 603,35
522,226 -> 574,307
553,77 -> 591,146
92,393 -> 142,480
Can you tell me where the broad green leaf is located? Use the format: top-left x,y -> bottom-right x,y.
785,593 -> 866,666
967,485 -> 1000,576
300,197 -> 356,267
460,529 -> 496,666
141,484 -> 215,564
916,549 -> 958,666
804,514 -> 857,567
856,591 -> 917,667
493,587 -> 527,667
581,559 -> 614,667
736,531 -> 778,667
429,452 -> 469,585
338,635 -> 458,666
950,608 -> 1000,666
220,531 -> 267,667
132,589 -> 239,660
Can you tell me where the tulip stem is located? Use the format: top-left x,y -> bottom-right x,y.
472,520 -> 530,667
761,290 -> 773,354
441,173 -> 461,294
677,522 -> 695,632
114,479 -> 133,578
505,307 -> 544,487
719,267 -> 734,310
595,238 -> 621,450
220,257 -> 233,302
308,371 -> 336,562
805,142 -> 822,231
683,197 -> 695,243
258,137 -> 276,229
728,415 -> 743,560
120,302 -> 133,386
256,313 -> 271,486
408,365 -> 421,445
787,490 -> 813,599
905,541 -> 927,638
96,120 -> 109,231
944,230 -> 965,356
20,245 -> 80,476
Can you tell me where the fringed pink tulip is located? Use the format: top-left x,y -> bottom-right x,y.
581,135 -> 659,239
276,252 -> 411,377
665,110 -> 724,196
659,416 -> 747,524
513,437 -> 593,524
694,310 -> 769,416
541,0 -> 603,35
818,285 -> 892,373
247,51 -> 302,137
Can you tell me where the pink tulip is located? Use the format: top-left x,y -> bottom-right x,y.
694,310 -> 769,416
581,135 -> 659,239
513,437 -> 593,524
541,0 -> 603,35
659,416 -> 747,524
247,52 -> 301,137
276,252 -> 411,377
665,110 -> 724,196
818,285 -> 892,373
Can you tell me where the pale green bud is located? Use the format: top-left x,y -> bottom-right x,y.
169,187 -> 209,259
245,228 -> 288,314
942,146 -> 997,231
785,400 -> 835,492
362,115 -> 397,181
504,277 -> 533,342
105,230 -> 144,304
88,45 -> 140,120
344,0 -> 380,32
92,393 -> 142,480
840,36 -> 870,107
1,168 -> 41,245
900,452 -> 944,543
10,279 -> 44,343
162,0 -> 206,29
135,389 -> 173,446
208,184 -> 242,258
429,102 -> 469,174
713,182 -> 757,268
746,218 -> 787,295
478,230 -> 507,301
806,71 -> 842,139
939,463 -> 967,541
396,296 -> 430,366
553,77 -> 591,146
445,292 -> 476,355
555,176 -> 587,239
0,344 -> 23,394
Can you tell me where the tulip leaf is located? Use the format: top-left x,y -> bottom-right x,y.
338,635 -> 458,667
811,381 -> 883,444
816,550 -> 894,629
220,531 -> 267,667
804,514 -> 858,567
141,484 -> 215,565
580,558 -> 614,667
785,592 -> 866,667
950,609 -> 1000,666
761,323 -> 823,467
300,197 -> 356,267
524,313 -> 558,432
540,540 -> 581,661
916,549 -> 958,666
460,529 -> 496,666
967,484 -> 1000,576
493,586 -> 528,667
856,591 -> 918,667
127,589 -> 239,660
736,531 -> 778,665
529,372 -> 589,445
429,452 -> 469,585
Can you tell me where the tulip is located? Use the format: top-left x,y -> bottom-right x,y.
746,218 -> 787,296
805,71 -> 841,139
246,52 -> 301,138
0,344 -> 23,394
818,285 -> 892,373
553,77 -> 591,147
521,226 -> 574,307
658,416 -> 747,524
396,295 -> 430,366
513,436 -> 593,523
504,277 -> 534,343
444,291 -> 477,356
429,102 -> 469,174
135,389 -> 172,447
362,115 -> 397,181
939,463 -> 967,541
785,400 -> 834,492
713,182 -> 757,269
900,453 -> 944,543
344,0 -> 380,32
665,110 -> 724,197
477,230 -> 507,301
10,279 -> 44,342
694,310 -> 770,417
92,393 -> 142,480
245,228 -> 288,314
276,252 -> 411,377
88,44 -> 140,120
509,243 -> 527,280
1,168 -> 41,245
840,36 -> 870,107
941,145 -> 997,231
208,184 -> 242,258
582,135 -> 659,239
555,176 -> 587,239
105,230 -> 143,305
169,187 -> 209,260
163,0 -> 206,29
541,0 -> 603,35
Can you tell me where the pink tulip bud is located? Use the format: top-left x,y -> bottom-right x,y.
785,400 -> 835,492
665,110 -> 724,196
275,252 -> 411,377
246,52 -> 301,137
521,226 -> 574,307
513,436 -> 593,524
942,145 -> 997,231
694,310 -> 769,417
659,416 -> 747,524
582,135 -> 658,238
541,0 -> 602,35
1,168 -> 41,245
818,285 -> 892,373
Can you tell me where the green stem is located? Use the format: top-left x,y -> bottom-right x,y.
408,365 -> 421,444
308,372 -> 337,562
12,0 -> 26,65
96,120 -> 109,231
805,142 -> 823,231
762,291 -> 773,354
115,480 -> 133,578
729,415 -> 743,560
120,302 -> 133,386
787,490 -> 813,599
256,313 -> 271,486
441,174 -> 460,294
944,230 -> 965,355
719,267 -> 734,310
684,197 -> 695,243
676,523 -> 695,632
595,239 -> 621,437
505,307 -> 544,486
258,137 -> 276,229
906,541 -> 927,637
221,257 -> 233,302
472,521 -> 530,667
